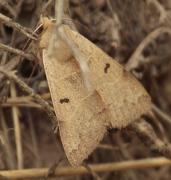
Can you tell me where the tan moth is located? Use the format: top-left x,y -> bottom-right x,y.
39,18 -> 152,166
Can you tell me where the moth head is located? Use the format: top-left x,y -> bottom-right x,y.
39,17 -> 55,49
39,17 -> 72,63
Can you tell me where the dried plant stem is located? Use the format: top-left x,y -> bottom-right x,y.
98,144 -> 120,151
106,0 -> 121,29
125,27 -> 171,71
46,0 -> 64,57
124,25 -> 171,126
0,13 -> 37,40
0,157 -> 170,179
0,68 -> 57,126
83,164 -> 102,180
10,82 -> 23,169
55,0 -> 64,25
115,133 -> 137,180
0,42 -> 34,61
42,0 -> 54,14
1,93 -> 50,108
55,0 -> 94,92
2,101 -> 41,108
124,25 -> 171,157
152,104 -> 171,125
0,1 -> 17,17
28,111 -> 41,167
131,119 -> 171,158
0,108 -> 16,169
147,0 -> 167,22
124,25 -> 171,154
148,111 -> 168,142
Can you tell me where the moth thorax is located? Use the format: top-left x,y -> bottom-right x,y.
54,40 -> 72,62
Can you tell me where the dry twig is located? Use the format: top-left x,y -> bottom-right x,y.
115,133 -> 137,180
152,104 -> 171,125
1,93 -> 50,108
10,82 -> 23,169
0,108 -> 16,169
55,0 -> 94,93
0,0 -> 17,17
0,42 -> 34,61
0,157 -> 170,179
27,111 -> 41,167
147,0 -> 167,23
0,67 -> 57,127
83,164 -> 102,180
0,13 -> 37,40
131,119 -> 171,158
125,27 -> 171,71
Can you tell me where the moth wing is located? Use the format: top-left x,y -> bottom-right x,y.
58,91 -> 109,166
42,40 -> 109,166
64,26 -> 151,128
41,24 -> 151,166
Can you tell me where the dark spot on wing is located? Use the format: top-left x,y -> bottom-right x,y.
104,63 -> 110,73
60,98 -> 70,104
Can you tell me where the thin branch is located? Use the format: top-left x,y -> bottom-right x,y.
83,164 -> 102,180
125,27 -> 171,71
1,93 -> 50,108
55,0 -> 64,26
55,0 -> 94,93
106,0 -> 121,29
124,25 -> 171,156
0,108 -> 16,169
28,111 -> 41,167
46,0 -> 64,58
0,68 -> 57,127
0,13 -> 37,40
0,1 -> 17,17
0,42 -> 34,61
2,102 -> 41,108
10,82 -> 23,169
97,144 -> 120,151
42,0 -> 54,15
0,157 -> 170,179
152,104 -> 171,125
131,119 -> 171,158
115,133 -> 137,180
147,0 -> 167,23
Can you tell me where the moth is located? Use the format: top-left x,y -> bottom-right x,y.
39,18 -> 151,166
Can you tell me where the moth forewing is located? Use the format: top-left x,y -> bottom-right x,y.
40,19 -> 152,166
